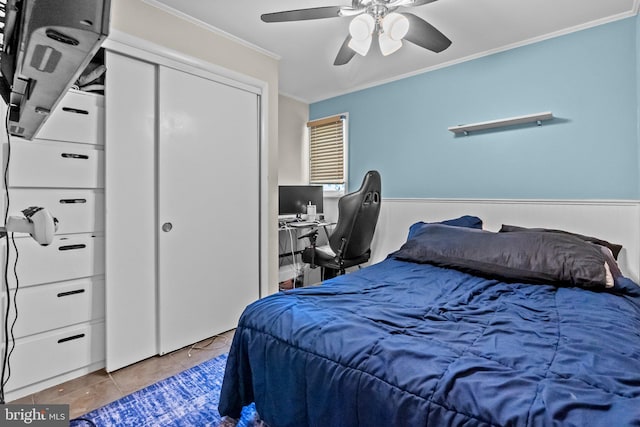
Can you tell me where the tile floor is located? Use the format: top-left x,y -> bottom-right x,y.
9,329 -> 235,419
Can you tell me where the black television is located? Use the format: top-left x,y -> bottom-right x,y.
279,185 -> 324,218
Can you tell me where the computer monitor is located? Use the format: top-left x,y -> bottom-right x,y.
279,185 -> 324,217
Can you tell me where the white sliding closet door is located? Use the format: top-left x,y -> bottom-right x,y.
157,66 -> 260,354
105,51 -> 157,371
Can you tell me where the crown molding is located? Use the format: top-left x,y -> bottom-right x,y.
140,0 -> 280,61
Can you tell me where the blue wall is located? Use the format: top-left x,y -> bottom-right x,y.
310,17 -> 639,199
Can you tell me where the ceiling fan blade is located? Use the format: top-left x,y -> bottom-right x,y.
261,6 -> 343,23
402,13 -> 451,53
410,0 -> 438,6
339,7 -> 366,17
334,36 -> 357,66
389,0 -> 437,7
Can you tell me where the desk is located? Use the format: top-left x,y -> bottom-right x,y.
278,220 -> 334,289
279,220 -> 333,243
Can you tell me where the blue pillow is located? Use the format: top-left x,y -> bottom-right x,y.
407,215 -> 483,240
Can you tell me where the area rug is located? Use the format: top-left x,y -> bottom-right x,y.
74,353 -> 258,427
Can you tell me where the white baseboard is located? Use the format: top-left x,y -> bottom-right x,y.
370,198 -> 640,283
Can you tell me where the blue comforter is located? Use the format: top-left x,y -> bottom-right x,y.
219,258 -> 640,426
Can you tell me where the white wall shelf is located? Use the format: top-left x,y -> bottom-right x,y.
448,112 -> 554,135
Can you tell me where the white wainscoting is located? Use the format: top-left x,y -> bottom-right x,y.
369,199 -> 640,283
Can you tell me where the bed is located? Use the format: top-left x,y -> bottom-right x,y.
219,216 -> 640,426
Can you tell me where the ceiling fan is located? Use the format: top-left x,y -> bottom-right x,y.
261,0 -> 452,65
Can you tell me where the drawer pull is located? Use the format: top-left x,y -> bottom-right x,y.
62,107 -> 89,115
58,244 -> 86,251
59,198 -> 87,204
58,334 -> 85,344
57,289 -> 86,298
61,153 -> 89,160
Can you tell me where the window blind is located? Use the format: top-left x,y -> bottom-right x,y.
307,115 -> 345,184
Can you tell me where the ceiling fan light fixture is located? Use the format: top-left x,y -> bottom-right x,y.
379,12 -> 409,56
379,33 -> 403,56
382,12 -> 410,40
349,35 -> 373,56
348,14 -> 375,56
349,13 -> 375,40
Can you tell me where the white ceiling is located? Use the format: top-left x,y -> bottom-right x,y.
149,0 -> 638,103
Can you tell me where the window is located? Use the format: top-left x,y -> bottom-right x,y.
307,114 -> 347,195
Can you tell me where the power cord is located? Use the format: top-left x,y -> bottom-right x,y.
5,231 -> 18,397
0,104 -> 21,405
278,224 -> 289,268
286,227 -> 298,287
187,333 -> 229,358
1,104 -> 11,404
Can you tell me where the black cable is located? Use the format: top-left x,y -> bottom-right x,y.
1,104 -> 11,404
4,231 -> 18,389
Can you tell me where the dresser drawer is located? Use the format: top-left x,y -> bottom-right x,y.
8,140 -> 104,188
5,234 -> 104,288
8,189 -> 104,234
11,277 -> 105,339
7,322 -> 105,391
36,90 -> 105,145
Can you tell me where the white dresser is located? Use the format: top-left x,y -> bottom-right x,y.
2,89 -> 106,400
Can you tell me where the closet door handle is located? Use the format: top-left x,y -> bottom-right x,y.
58,244 -> 86,251
60,198 -> 87,204
61,107 -> 89,115
61,153 -> 89,160
58,334 -> 85,344
57,289 -> 86,298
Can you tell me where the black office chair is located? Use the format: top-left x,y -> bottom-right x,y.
301,170 -> 381,280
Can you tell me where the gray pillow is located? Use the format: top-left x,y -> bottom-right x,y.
499,224 -> 622,260
395,224 -> 610,288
